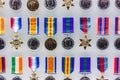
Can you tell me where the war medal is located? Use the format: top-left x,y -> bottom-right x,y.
80,0 -> 92,9
80,57 -> 91,80
96,57 -> 108,80
44,17 -> 57,51
9,0 -> 22,10
45,76 -> 56,80
28,57 -> 39,80
79,17 -> 91,50
44,0 -> 57,10
62,17 -> 74,50
116,0 -> 120,8
0,75 -> 6,80
12,76 -> 22,80
27,0 -> 39,11
116,77 -> 120,80
10,17 -> 23,50
62,0 -> 74,10
62,57 -> 74,80
0,0 -> 5,7
98,0 -> 110,9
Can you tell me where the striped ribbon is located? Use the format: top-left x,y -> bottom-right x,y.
11,17 -> 22,32
80,57 -> 91,73
114,57 -> 120,75
63,17 -> 74,33
28,17 -> 40,35
0,57 -> 6,73
45,57 -> 57,74
62,57 -> 74,76
97,57 -> 108,73
80,17 -> 91,34
44,17 -> 57,37
0,17 -> 5,34
11,57 -> 23,74
97,17 -> 109,35
28,57 -> 40,71
115,17 -> 120,35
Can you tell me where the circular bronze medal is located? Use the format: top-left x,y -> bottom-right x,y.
115,0 -> 120,8
115,77 -> 120,80
27,38 -> 40,50
12,76 -> 22,80
0,75 -> 6,80
44,0 -> 57,10
45,76 -> 55,80
98,0 -> 110,9
45,38 -> 57,50
80,0 -> 92,9
62,37 -> 74,50
80,76 -> 90,80
27,0 -> 39,11
114,38 -> 120,50
0,38 -> 5,50
9,0 -> 22,10
97,38 -> 109,50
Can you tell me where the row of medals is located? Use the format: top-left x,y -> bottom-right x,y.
0,0 -> 120,10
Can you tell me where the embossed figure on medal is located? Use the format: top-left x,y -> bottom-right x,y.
62,0 -> 74,10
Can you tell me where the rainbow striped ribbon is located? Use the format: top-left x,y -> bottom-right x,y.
114,57 -> 120,75
11,57 -> 23,74
28,17 -> 40,35
97,57 -> 108,74
44,17 -> 57,37
10,17 -> 22,32
62,57 -> 74,76
0,57 -> 6,73
80,17 -> 91,34
97,17 -> 109,35
45,57 -> 57,74
0,17 -> 5,34
115,17 -> 120,35
28,57 -> 40,71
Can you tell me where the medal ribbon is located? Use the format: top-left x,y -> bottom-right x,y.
45,57 -> 57,74
11,17 -> 22,32
11,57 -> 23,74
28,57 -> 40,71
114,57 -> 120,74
44,17 -> 57,37
0,57 -> 6,73
63,17 -> 74,33
115,17 -> 120,35
0,17 -> 5,34
62,57 -> 74,76
28,17 -> 40,35
97,57 -> 108,73
80,57 -> 91,73
97,17 -> 109,35
80,17 -> 91,34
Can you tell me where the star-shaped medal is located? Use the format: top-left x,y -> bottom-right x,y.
96,76 -> 108,80
10,33 -> 23,50
62,0 -> 74,10
0,0 -> 5,7
79,35 -> 91,50
30,71 -> 38,80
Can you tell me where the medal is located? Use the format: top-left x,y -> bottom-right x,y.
62,57 -> 74,80
79,17 -> 91,50
80,57 -> 91,80
12,76 -> 22,80
115,0 -> 120,8
114,38 -> 120,50
10,17 -> 23,50
27,0 -> 39,11
0,38 -> 5,50
11,57 -> 23,74
44,17 -> 57,51
0,75 -> 5,80
0,57 -> 6,73
44,0 -> 57,10
45,76 -> 56,80
62,0 -> 74,10
98,0 -> 110,9
115,77 -> 120,80
0,0 -> 5,7
62,17 -> 74,50
79,0 -> 92,9
96,57 -> 108,80
28,57 -> 39,80
9,0 -> 22,10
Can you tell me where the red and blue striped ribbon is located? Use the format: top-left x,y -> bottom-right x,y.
114,57 -> 120,74
115,17 -> 120,35
97,57 -> 108,73
97,17 -> 109,35
80,17 -> 91,34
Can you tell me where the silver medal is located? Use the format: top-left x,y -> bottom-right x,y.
44,0 -> 57,10
9,0 -> 22,10
98,0 -> 110,9
80,0 -> 92,9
